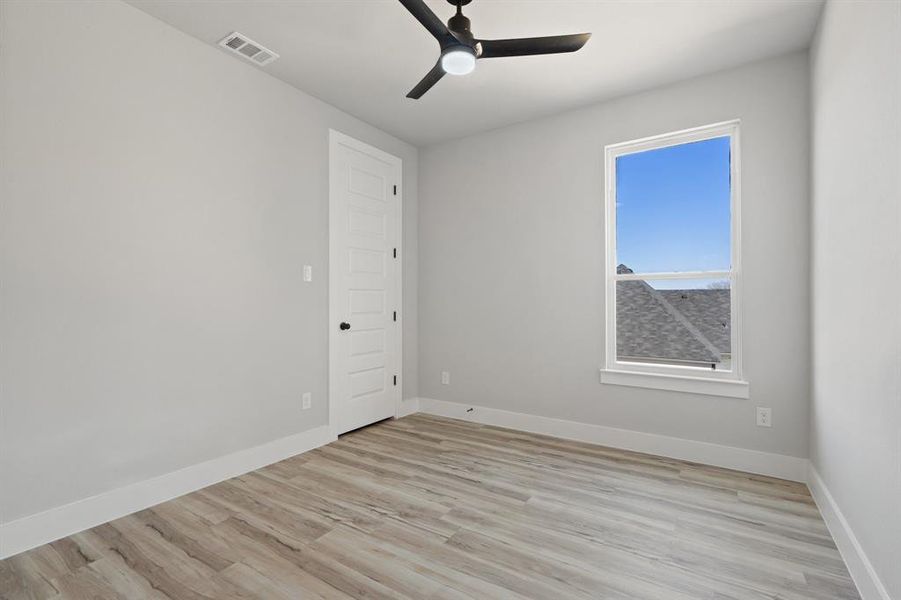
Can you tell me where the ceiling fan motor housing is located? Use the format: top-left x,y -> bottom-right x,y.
447,8 -> 475,48
448,13 -> 471,34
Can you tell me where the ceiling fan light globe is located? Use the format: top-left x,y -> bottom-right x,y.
441,49 -> 476,75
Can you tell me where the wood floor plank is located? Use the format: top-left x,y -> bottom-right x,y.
314,521 -> 533,600
368,519 -> 591,600
90,522 -> 214,600
80,554 -> 171,600
0,414 -> 860,600
208,517 -> 355,599
48,560 -> 128,600
216,563 -> 306,600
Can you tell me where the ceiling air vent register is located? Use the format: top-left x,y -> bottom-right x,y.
218,32 -> 279,66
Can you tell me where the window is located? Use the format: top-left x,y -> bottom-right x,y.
601,121 -> 748,398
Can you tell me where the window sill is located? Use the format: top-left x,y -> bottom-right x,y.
599,369 -> 749,399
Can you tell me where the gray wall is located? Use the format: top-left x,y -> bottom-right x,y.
419,52 -> 811,458
0,0 -> 418,523
810,1 -> 901,596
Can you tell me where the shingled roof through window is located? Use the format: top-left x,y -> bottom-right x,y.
615,264 -> 731,366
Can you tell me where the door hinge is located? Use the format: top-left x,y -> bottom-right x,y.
393,185 -> 397,196
393,248 -> 397,259
393,375 -> 397,386
393,311 -> 397,322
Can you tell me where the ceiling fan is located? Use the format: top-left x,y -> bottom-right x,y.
398,0 -> 591,99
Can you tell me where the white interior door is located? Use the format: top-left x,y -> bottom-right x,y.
329,131 -> 401,436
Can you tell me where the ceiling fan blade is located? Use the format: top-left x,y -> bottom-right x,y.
407,62 -> 445,99
398,0 -> 458,47
477,33 -> 591,59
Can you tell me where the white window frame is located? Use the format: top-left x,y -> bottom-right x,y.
600,120 -> 749,399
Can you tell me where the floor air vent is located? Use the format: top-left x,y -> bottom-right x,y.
218,32 -> 279,66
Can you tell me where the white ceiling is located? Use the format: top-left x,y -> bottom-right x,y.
127,0 -> 823,146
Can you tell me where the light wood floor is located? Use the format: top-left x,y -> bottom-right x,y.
1,414 -> 859,600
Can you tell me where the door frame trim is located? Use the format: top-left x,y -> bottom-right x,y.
328,129 -> 403,438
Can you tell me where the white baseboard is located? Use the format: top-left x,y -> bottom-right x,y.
806,466 -> 890,600
0,425 -> 335,560
396,397 -> 421,418
418,398 -> 808,482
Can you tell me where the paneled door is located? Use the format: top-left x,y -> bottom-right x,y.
329,131 -> 401,435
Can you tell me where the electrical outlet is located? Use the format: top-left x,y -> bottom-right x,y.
302,392 -> 312,410
441,371 -> 450,385
756,407 -> 772,428
303,265 -> 312,282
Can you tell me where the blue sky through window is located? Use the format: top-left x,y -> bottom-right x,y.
615,136 -> 731,289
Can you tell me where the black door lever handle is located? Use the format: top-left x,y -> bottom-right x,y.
339,322 -> 351,331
